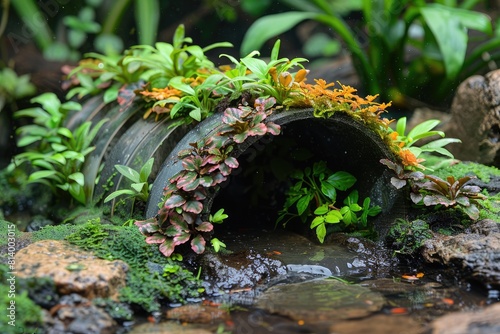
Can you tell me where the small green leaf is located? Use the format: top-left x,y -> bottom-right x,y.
321,181 -> 337,201
315,223 -> 326,244
210,208 -> 228,223
327,171 -> 356,191
139,158 -> 154,182
103,189 -> 135,203
314,204 -> 329,215
211,238 -> 226,253
325,210 -> 342,223
68,172 -> 84,186
131,182 -> 146,193
115,164 -> 141,183
310,216 -> 325,229
296,194 -> 311,216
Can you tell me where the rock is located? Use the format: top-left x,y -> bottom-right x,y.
445,69 -> 500,166
330,314 -> 424,334
26,214 -> 55,232
129,322 -> 213,334
255,279 -> 385,322
15,240 -> 128,299
43,293 -> 117,334
430,302 -> 500,334
200,249 -> 287,291
421,220 -> 500,286
165,304 -> 229,324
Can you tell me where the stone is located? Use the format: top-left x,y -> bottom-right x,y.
165,304 -> 229,324
43,293 -> 117,334
200,249 -> 287,291
421,220 -> 500,286
445,69 -> 500,166
255,279 -> 385,322
330,314 -> 423,334
15,240 -> 128,299
430,302 -> 500,334
129,322 -> 212,334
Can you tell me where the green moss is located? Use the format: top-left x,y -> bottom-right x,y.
63,219 -> 203,313
429,161 -> 500,183
387,218 -> 432,256
92,298 -> 133,321
32,224 -> 81,241
0,220 -> 21,247
479,191 -> 500,221
0,264 -> 43,334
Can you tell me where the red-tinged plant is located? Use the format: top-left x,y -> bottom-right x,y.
410,175 -> 486,220
135,96 -> 280,257
380,159 -> 425,190
218,96 -> 281,143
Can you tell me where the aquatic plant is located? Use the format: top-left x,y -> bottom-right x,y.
277,161 -> 381,243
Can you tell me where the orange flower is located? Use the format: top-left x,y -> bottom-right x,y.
140,87 -> 182,101
399,149 -> 425,169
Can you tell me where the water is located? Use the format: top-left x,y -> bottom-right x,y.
130,229 -> 499,334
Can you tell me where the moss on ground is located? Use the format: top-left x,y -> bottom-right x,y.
62,220 -> 204,313
0,264 -> 44,334
429,160 -> 500,183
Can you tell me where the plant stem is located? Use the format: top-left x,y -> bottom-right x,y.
101,0 -> 131,35
315,13 -> 380,95
10,0 -> 54,51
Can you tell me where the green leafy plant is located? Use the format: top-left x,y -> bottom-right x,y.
9,93 -> 106,205
241,0 -> 500,107
410,175 -> 486,220
0,67 -> 36,112
277,161 -> 381,243
387,117 -> 461,171
221,40 -> 309,105
208,208 -> 228,253
122,24 -> 232,87
65,50 -> 148,103
387,218 -> 433,256
135,96 -> 280,257
103,157 -> 154,215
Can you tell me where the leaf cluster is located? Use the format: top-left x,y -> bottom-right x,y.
66,24 -> 232,107
277,161 -> 381,243
388,117 -> 461,170
411,175 -> 486,220
0,67 -> 36,112
220,40 -> 309,105
381,159 -> 487,220
135,97 -> 281,257
9,93 -> 106,205
103,158 -> 154,216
